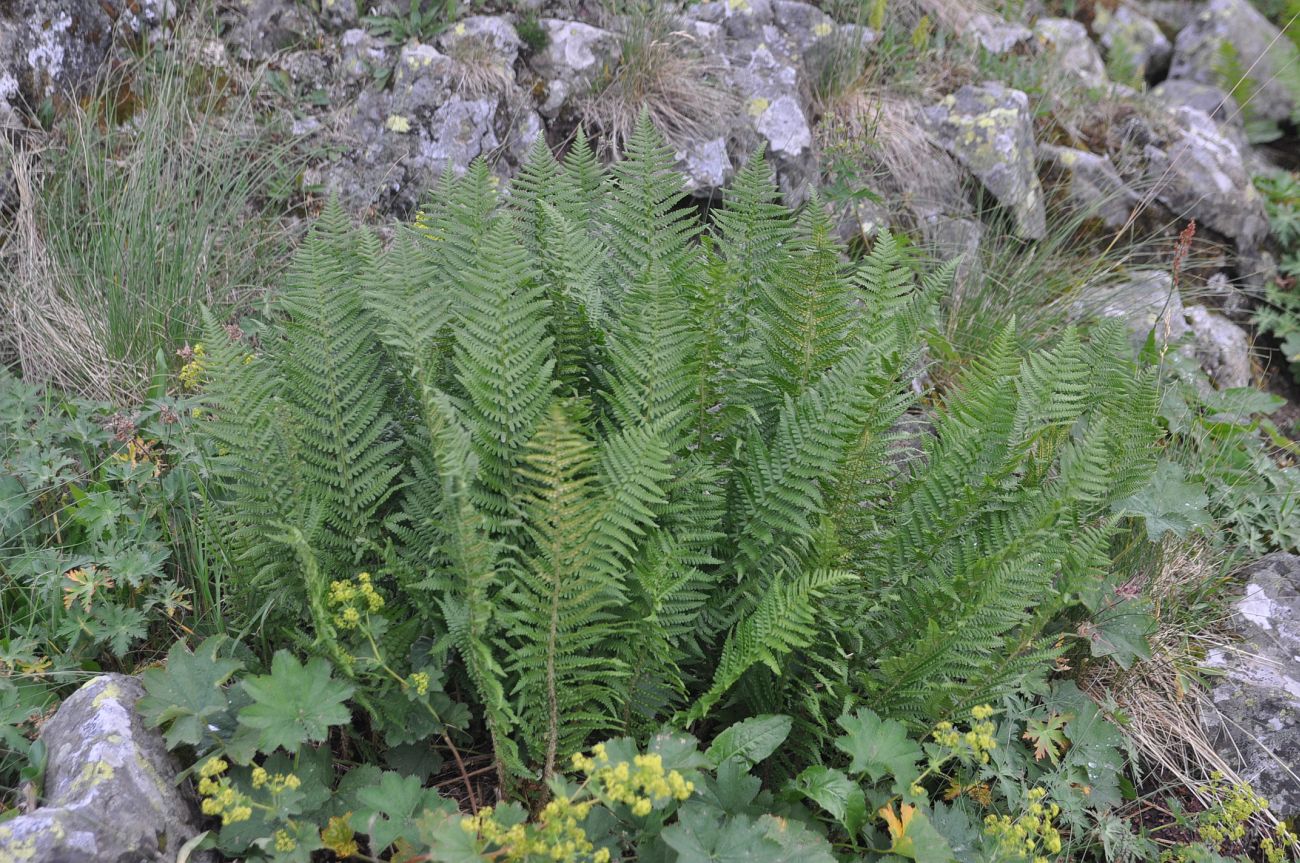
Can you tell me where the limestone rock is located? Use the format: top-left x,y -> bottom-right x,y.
1204,554 -> 1300,818
528,20 -> 620,119
1186,304 -> 1253,389
1169,0 -> 1300,126
1092,3 -> 1173,82
0,675 -> 205,863
326,39 -> 538,215
966,12 -> 1033,54
221,0 -> 317,61
1033,18 -> 1108,86
919,83 -> 1046,240
3,0 -> 116,106
1038,144 -> 1139,230
1150,79 -> 1240,128
1134,106 -> 1269,253
1088,271 -> 1190,350
318,0 -> 358,31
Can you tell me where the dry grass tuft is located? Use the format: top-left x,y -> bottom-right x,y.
1080,542 -> 1291,842
1,144 -> 123,401
580,8 -> 736,158
446,34 -> 516,99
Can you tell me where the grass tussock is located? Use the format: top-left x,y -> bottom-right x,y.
0,39 -> 296,400
580,7 -> 736,158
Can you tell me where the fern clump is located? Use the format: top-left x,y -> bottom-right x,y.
201,116 -> 1163,779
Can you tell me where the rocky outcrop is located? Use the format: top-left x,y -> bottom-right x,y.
1168,0 -> 1300,126
0,0 -> 172,120
0,675 -> 205,863
1038,144 -> 1138,230
919,83 -> 1046,240
1087,271 -> 1254,391
1114,106 -> 1269,255
1034,18 -> 1108,87
1092,3 -> 1172,82
528,20 -> 621,119
1204,555 -> 1300,818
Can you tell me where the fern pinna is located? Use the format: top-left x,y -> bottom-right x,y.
200,116 -> 1163,779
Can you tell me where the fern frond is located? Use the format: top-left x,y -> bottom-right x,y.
452,217 -> 556,521
273,198 -> 402,567
763,194 -> 855,399
601,113 -> 700,306
685,568 -> 856,722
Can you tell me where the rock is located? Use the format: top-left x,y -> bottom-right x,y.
1038,144 -> 1139,230
324,36 -> 541,215
318,0 -> 358,31
438,15 -> 522,66
920,216 -> 985,288
1203,271 -> 1251,321
1203,554 -> 1300,818
528,20 -> 620,119
919,83 -> 1046,240
1150,79 -> 1240,128
0,675 -> 204,862
1168,0 -> 1300,126
5,0 -> 115,105
716,6 -> 819,200
966,12 -> 1033,54
222,0 -> 317,61
1088,271 -> 1190,350
771,1 -> 836,53
1132,106 -> 1269,253
1131,0 -> 1201,33
1186,304 -> 1253,389
1033,18 -> 1108,87
339,28 -> 390,89
1092,3 -> 1173,82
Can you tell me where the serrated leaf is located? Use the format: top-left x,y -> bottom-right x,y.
834,708 -> 923,786
661,803 -> 786,863
238,651 -> 354,753
1115,460 -> 1212,541
138,637 -> 243,750
787,766 -> 867,837
706,715 -> 791,768
1083,599 -> 1156,670
352,770 -> 456,852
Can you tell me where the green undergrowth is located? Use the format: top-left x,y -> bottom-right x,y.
3,117 -> 1297,863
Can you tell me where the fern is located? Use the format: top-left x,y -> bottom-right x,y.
202,127 -> 1166,780
451,217 -> 556,521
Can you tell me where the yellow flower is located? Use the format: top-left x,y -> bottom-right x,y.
199,757 -> 228,778
274,829 -> 297,852
385,114 -> 412,133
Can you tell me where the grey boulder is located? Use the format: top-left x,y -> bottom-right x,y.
1168,0 -> 1300,126
1038,144 -> 1139,230
919,83 -> 1046,240
0,674 -> 204,862
1033,18 -> 1108,87
1092,3 -> 1173,81
1204,554 -> 1300,818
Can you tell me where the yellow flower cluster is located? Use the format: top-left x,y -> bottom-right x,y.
983,787 -> 1062,863
461,798 -> 610,863
196,758 -> 253,825
274,830 -> 297,852
933,706 -> 999,764
1261,822 -> 1297,863
328,572 -> 385,630
1197,773 -> 1269,847
250,766 -> 302,794
409,671 -> 431,696
572,745 -> 695,816
179,343 -> 206,391
321,814 -> 360,858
